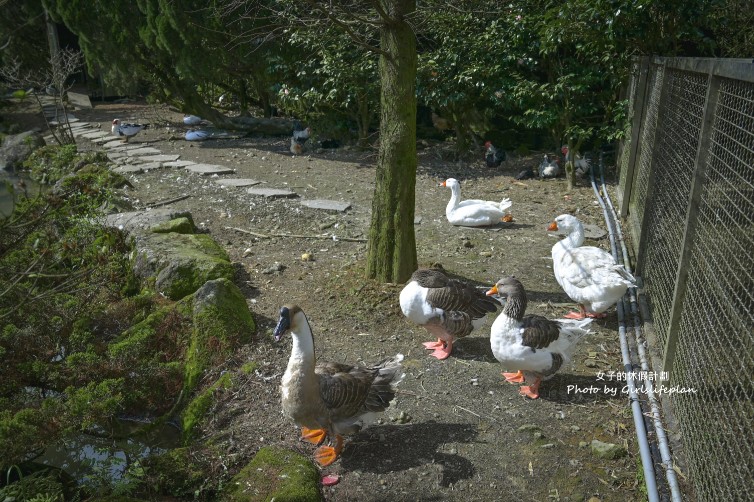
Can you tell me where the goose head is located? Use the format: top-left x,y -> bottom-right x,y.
440,178 -> 460,189
273,304 -> 305,341
548,214 -> 582,233
486,276 -> 520,299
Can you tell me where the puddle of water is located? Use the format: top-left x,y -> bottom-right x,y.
39,420 -> 181,483
0,173 -> 43,219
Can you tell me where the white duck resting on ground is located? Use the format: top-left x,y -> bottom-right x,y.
111,119 -> 148,142
487,276 -> 593,399
441,178 -> 513,227
549,214 -> 637,319
274,304 -> 404,466
400,267 -> 499,359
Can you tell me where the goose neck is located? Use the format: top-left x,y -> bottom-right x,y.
289,320 -> 317,372
562,225 -> 585,248
502,293 -> 527,322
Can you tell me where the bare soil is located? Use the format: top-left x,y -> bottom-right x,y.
30,100 -> 644,501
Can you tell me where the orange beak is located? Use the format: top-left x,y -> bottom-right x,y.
440,181 -> 447,187
502,214 -> 513,223
486,285 -> 498,296
547,221 -> 558,231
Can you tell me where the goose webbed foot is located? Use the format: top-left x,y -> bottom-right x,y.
301,427 -> 326,445
519,377 -> 542,399
502,370 -> 525,383
314,434 -> 344,467
423,339 -> 452,359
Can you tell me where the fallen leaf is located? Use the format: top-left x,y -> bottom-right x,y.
322,474 -> 340,486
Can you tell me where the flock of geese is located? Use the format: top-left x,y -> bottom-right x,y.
273,179 -> 637,468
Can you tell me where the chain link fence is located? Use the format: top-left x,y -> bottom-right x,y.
617,57 -> 754,501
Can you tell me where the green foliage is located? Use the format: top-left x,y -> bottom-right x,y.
0,146 -> 162,471
22,144 -> 78,183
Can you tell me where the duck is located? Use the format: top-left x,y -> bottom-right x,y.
273,304 -> 404,466
111,119 -> 148,142
183,114 -> 203,126
487,276 -> 593,399
441,178 -> 513,227
400,267 -> 499,359
549,214 -> 636,319
538,154 -> 560,178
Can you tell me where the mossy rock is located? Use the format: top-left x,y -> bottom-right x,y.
183,278 -> 255,392
143,447 -> 209,499
182,372 -> 233,442
151,217 -> 196,235
135,232 -> 233,300
222,446 -> 321,502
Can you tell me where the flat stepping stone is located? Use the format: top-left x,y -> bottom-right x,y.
81,131 -> 110,139
112,165 -> 144,174
72,128 -> 96,137
135,162 -> 163,171
185,164 -> 235,175
50,117 -> 80,125
215,178 -> 261,187
103,142 -> 143,151
67,91 -> 93,109
126,147 -> 162,156
163,160 -> 196,168
247,187 -> 298,199
69,122 -> 91,129
94,136 -> 120,144
300,199 -> 351,212
138,154 -> 180,163
107,152 -> 128,161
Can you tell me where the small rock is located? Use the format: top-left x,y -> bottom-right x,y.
579,441 -> 589,448
243,248 -> 253,257
570,425 -> 581,432
517,424 -> 540,433
584,358 -> 599,368
540,443 -> 555,449
533,432 -> 544,440
590,439 -> 628,459
301,252 -> 313,261
463,240 -> 474,248
262,262 -> 286,275
479,251 -> 492,257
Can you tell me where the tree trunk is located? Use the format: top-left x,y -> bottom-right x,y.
366,0 -> 418,283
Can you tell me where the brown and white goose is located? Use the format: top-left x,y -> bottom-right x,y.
487,276 -> 593,399
273,304 -> 404,466
400,267 -> 499,359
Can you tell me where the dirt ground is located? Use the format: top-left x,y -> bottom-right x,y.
15,99 -> 645,501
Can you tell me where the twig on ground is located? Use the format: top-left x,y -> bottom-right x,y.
146,194 -> 191,208
226,226 -> 367,242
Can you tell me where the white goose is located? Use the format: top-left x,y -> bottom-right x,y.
274,304 -> 404,466
111,119 -> 148,142
441,178 -> 512,227
487,276 -> 593,399
400,267 -> 499,359
549,214 -> 636,319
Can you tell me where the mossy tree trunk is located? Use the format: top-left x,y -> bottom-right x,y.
366,0 -> 418,283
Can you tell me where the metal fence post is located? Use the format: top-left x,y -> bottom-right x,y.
620,58 -> 651,218
661,62 -> 721,379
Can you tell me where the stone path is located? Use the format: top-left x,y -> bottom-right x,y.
47,101 -> 352,213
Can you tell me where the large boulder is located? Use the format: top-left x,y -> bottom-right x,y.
184,278 -> 255,391
0,130 -> 46,171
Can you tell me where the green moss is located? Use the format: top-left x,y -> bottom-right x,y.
151,217 -> 196,234
182,372 -> 233,442
183,278 -> 255,392
151,233 -> 233,300
222,446 -> 321,502
240,361 -> 259,375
